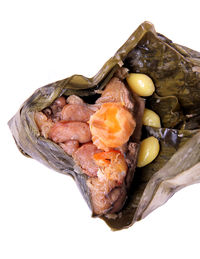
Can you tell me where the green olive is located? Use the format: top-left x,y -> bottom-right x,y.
142,108 -> 161,128
126,73 -> 155,96
137,136 -> 160,167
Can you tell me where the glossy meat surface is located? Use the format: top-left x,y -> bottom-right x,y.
96,77 -> 134,110
73,143 -> 102,177
61,104 -> 94,122
49,121 -> 91,143
59,140 -> 79,156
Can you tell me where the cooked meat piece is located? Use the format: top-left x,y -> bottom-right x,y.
50,97 -> 66,122
106,185 -> 127,214
67,95 -> 84,105
59,140 -> 79,156
96,77 -> 134,110
34,112 -> 54,138
73,143 -> 102,177
87,149 -> 128,215
49,121 -> 91,143
53,96 -> 66,107
87,177 -> 126,215
87,177 -> 116,215
61,104 -> 94,122
93,150 -> 127,184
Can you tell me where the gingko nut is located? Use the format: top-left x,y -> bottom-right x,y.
137,136 -> 160,167
126,73 -> 155,96
142,108 -> 161,128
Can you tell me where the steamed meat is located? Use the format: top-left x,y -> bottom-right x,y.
73,143 -> 102,177
66,95 -> 84,105
93,150 -> 127,184
34,112 -> 54,138
87,149 -> 128,215
53,96 -> 66,108
61,104 -> 94,122
96,77 -> 134,110
50,97 -> 66,122
59,140 -> 79,156
87,177 -> 116,215
42,97 -> 66,122
87,177 -> 126,215
49,121 -> 91,143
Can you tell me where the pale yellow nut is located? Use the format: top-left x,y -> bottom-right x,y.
126,73 -> 155,96
142,108 -> 161,128
137,136 -> 160,167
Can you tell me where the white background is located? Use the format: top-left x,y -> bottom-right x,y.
1,0 -> 200,258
